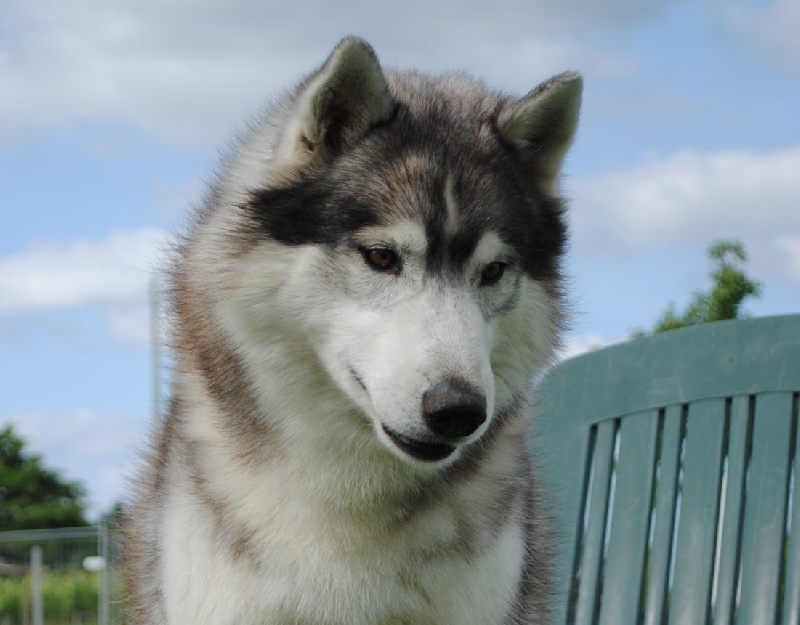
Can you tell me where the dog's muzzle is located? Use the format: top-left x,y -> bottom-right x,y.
381,425 -> 457,462
422,381 -> 487,439
383,381 -> 487,463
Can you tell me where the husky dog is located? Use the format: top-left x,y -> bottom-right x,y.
125,37 -> 581,625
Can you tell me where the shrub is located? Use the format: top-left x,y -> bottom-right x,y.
0,570 -> 99,625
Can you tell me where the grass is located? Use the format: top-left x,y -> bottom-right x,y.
0,570 -> 99,625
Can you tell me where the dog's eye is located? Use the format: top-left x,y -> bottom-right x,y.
362,247 -> 400,272
480,262 -> 506,285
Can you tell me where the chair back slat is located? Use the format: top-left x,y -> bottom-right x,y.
573,420 -> 617,625
710,397 -> 750,625
598,411 -> 660,625
737,393 -> 795,624
643,406 -> 683,625
667,399 -> 727,625
781,397 -> 800,625
534,315 -> 800,625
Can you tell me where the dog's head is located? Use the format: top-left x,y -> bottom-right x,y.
207,38 -> 581,466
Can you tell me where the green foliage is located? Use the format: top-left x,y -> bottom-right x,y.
0,424 -> 88,531
0,576 -> 24,622
0,570 -> 99,625
97,501 -> 126,532
646,240 -> 762,336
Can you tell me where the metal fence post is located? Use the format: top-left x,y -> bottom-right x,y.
31,545 -> 43,625
99,525 -> 110,625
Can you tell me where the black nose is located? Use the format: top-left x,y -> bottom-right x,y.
422,381 -> 487,440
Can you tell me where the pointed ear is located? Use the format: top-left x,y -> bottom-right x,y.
497,72 -> 582,193
277,37 -> 393,169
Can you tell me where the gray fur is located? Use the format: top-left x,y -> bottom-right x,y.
125,37 -> 581,624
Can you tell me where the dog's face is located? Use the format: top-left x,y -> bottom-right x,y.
310,219 -> 559,466
213,38 -> 581,467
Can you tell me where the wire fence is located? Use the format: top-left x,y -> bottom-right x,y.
0,527 -> 123,625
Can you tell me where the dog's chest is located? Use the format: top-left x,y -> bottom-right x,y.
160,486 -> 524,625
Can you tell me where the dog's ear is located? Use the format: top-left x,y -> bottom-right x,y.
277,37 -> 392,170
497,72 -> 582,193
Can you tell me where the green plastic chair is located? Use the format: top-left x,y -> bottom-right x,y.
533,315 -> 800,625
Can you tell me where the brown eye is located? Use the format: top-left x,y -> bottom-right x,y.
363,247 -> 399,272
480,262 -> 506,285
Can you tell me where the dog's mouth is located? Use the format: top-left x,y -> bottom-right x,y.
381,425 -> 456,462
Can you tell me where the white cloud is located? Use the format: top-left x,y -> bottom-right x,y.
570,146 -> 800,287
0,0 -> 665,147
776,236 -> 800,283
106,305 -> 152,347
558,332 -> 618,360
0,228 -> 170,313
727,0 -> 800,75
6,410 -> 148,518
151,175 -> 209,218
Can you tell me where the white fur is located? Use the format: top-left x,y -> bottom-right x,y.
159,344 -> 530,624
443,172 -> 460,236
155,220 -> 552,623
128,37 -> 579,625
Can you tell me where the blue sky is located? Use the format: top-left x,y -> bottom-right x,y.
1,0 -> 798,519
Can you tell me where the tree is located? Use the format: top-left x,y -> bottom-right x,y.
644,240 -> 762,335
0,424 -> 88,531
97,500 -> 126,531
